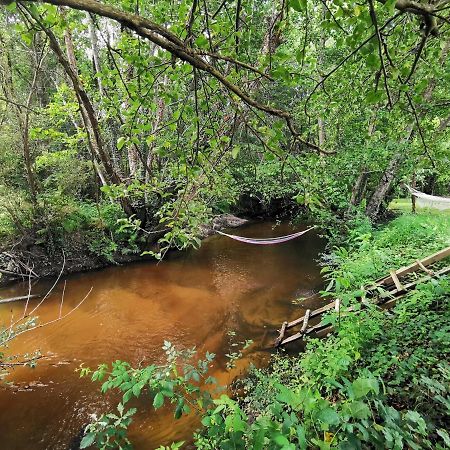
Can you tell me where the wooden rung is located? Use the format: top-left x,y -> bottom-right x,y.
416,259 -> 434,276
287,301 -> 335,329
274,321 -> 288,347
390,270 -> 404,291
335,299 -> 340,312
300,309 -> 311,333
279,310 -> 312,346
376,246 -> 450,286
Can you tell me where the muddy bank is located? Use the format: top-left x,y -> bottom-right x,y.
0,214 -> 248,287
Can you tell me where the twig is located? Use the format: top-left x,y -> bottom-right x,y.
59,280 -> 66,318
10,250 -> 66,330
368,0 -> 392,107
2,287 -> 93,345
404,32 -> 429,84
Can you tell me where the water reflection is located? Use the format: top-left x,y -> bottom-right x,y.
0,221 -> 324,449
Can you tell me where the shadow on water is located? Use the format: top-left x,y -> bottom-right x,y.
0,221 -> 325,449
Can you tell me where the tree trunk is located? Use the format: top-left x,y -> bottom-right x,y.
317,3 -> 326,148
86,12 -> 103,96
365,124 -> 414,220
365,153 -> 403,219
350,169 -> 369,207
145,94 -> 166,184
33,12 -> 135,215
0,32 -> 43,205
124,63 -> 141,179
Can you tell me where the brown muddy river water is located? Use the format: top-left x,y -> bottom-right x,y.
0,221 -> 325,449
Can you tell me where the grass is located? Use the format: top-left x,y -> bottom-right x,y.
389,197 -> 412,212
389,197 -> 450,215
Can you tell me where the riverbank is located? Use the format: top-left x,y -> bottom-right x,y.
0,213 -> 248,288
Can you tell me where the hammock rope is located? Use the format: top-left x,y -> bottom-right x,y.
216,226 -> 314,245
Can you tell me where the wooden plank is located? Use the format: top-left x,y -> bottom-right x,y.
280,331 -> 304,346
375,246 -> 450,287
274,321 -> 288,347
390,270 -> 404,291
0,294 -> 41,305
287,301 -> 335,329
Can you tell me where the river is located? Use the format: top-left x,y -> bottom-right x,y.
0,221 -> 324,449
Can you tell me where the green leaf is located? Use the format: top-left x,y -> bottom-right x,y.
296,48 -> 305,64
132,383 -> 142,397
348,401 -> 371,419
231,145 -> 240,159
153,392 -> 164,409
5,2 -> 17,12
80,432 -> 96,449
289,0 -> 307,12
317,407 -> 340,426
117,136 -> 126,150
194,35 -> 209,48
366,53 -> 379,69
365,90 -> 383,105
297,425 -> 307,450
273,433 -> 291,446
351,378 -> 379,399
437,429 -> 450,447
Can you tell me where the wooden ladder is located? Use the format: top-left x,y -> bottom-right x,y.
275,246 -> 450,348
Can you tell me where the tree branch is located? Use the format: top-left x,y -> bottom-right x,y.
6,0 -> 322,151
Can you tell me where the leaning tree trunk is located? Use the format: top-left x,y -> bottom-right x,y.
350,169 -> 369,207
349,110 -> 377,208
365,152 -> 404,219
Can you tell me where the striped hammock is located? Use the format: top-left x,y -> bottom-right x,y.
406,186 -> 450,210
216,226 -> 314,245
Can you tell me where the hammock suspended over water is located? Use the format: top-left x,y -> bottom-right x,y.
216,226 -> 315,245
406,186 -> 450,210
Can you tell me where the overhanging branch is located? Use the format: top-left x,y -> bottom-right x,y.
3,0 -> 325,152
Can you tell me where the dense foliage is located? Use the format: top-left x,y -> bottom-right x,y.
1,0 -> 449,265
